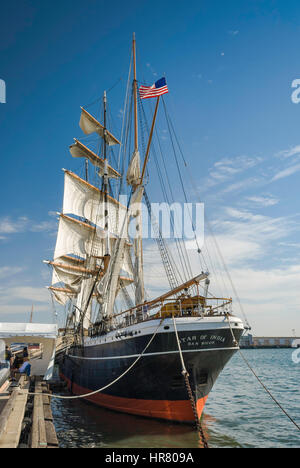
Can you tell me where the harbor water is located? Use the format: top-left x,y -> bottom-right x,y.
51,349 -> 300,448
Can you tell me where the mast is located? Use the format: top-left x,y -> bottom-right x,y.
103,90 -> 110,258
80,90 -> 111,334
85,158 -> 89,182
29,305 -> 33,323
126,33 -> 145,305
133,32 -> 138,152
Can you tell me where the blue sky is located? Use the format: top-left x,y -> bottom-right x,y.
1,0 -> 300,335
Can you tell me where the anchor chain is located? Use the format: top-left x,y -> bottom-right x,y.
172,314 -> 209,448
182,369 -> 209,449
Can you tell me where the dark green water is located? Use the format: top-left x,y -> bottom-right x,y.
51,349 -> 300,448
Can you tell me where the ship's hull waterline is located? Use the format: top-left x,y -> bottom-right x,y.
58,316 -> 244,422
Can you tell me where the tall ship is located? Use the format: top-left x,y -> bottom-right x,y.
46,35 -> 244,424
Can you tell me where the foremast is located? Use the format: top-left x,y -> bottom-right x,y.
46,34 -> 149,334
45,92 -> 134,334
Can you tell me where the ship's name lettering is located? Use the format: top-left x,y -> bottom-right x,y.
180,334 -> 225,345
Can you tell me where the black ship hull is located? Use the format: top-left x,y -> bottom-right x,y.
59,317 -> 243,422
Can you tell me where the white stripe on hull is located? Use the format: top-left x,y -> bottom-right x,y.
67,346 -> 239,361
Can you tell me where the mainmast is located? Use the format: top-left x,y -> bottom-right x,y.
133,32 -> 138,152
126,33 -> 145,306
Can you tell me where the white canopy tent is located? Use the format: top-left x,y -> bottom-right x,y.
0,323 -> 58,380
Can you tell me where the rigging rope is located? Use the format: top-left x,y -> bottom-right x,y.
139,96 -> 193,284
225,314 -> 300,433
162,101 -> 251,328
172,314 -> 209,448
162,98 -> 207,278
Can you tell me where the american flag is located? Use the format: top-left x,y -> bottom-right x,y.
139,77 -> 169,99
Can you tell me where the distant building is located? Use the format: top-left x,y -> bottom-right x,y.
240,336 -> 300,348
239,334 -> 253,348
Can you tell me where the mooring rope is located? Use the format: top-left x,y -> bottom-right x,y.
172,314 -> 209,448
27,319 -> 164,400
225,314 -> 300,433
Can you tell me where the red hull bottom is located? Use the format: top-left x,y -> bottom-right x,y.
61,373 -> 208,423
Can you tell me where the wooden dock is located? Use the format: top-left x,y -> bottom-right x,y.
0,376 -> 59,448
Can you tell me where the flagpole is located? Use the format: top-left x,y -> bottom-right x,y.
140,95 -> 160,185
132,32 -> 138,151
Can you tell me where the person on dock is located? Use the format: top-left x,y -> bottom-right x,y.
11,358 -> 31,380
23,347 -> 29,359
12,354 -> 21,370
5,346 -> 13,368
18,358 -> 31,377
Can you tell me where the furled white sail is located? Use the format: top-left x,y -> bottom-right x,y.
126,149 -> 141,186
96,274 -> 133,304
49,288 -> 70,306
50,262 -> 84,293
79,107 -> 121,146
75,256 -> 97,329
70,140 -> 121,179
130,186 -> 145,305
102,237 -> 128,318
121,244 -> 134,277
119,276 -> 134,288
48,286 -> 75,306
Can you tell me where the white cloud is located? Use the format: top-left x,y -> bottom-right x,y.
227,264 -> 300,335
246,195 -> 279,207
216,207 -> 296,245
0,216 -> 28,234
271,162 -> 300,181
0,304 -> 50,317
31,220 -> 56,232
0,283 -> 52,322
143,225 -> 300,335
222,176 -> 261,194
276,144 -> 300,159
0,215 -> 57,238
0,285 -> 49,304
203,155 -> 262,191
0,266 -> 24,280
48,211 -> 58,218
